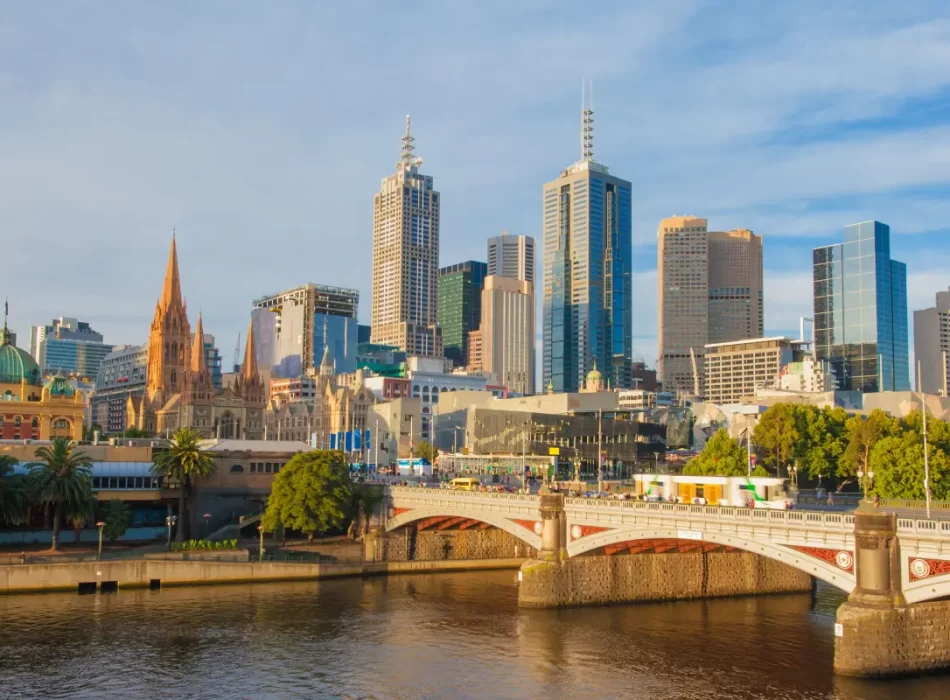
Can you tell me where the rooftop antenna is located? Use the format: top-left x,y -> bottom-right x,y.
400,114 -> 416,167
582,79 -> 594,161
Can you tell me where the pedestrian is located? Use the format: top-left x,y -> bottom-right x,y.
873,493 -> 880,508
827,492 -> 834,507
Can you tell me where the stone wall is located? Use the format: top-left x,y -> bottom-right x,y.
835,600 -> 950,677
378,528 -> 527,562
518,551 -> 813,608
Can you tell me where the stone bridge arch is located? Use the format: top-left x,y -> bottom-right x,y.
568,526 -> 856,594
386,506 -> 542,551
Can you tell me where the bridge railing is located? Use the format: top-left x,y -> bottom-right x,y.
388,486 -> 537,504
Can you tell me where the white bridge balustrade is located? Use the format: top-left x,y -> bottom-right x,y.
386,487 -> 950,603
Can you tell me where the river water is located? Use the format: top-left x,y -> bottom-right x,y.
0,571 -> 946,700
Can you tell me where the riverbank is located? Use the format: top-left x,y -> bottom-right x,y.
0,557 -> 525,595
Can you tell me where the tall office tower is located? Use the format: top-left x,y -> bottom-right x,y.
913,288 -> 950,396
813,221 -> 909,393
30,317 -> 114,380
371,115 -> 443,358
252,283 -> 360,378
657,217 -> 763,398
542,88 -> 633,392
438,261 -> 487,366
487,232 -> 535,283
481,275 -> 535,395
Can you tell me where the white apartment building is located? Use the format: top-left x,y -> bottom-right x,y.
704,337 -> 806,405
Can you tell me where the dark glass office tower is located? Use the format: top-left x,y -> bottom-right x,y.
813,221 -> 909,392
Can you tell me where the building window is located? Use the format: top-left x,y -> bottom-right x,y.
31,417 -> 38,428
14,416 -> 21,427
230,464 -> 245,473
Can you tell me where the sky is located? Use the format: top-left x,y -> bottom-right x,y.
2,1 -> 950,378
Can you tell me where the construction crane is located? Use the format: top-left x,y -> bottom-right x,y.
233,332 -> 241,373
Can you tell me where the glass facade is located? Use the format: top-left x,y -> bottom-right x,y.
312,313 -> 358,375
41,339 -> 115,379
543,163 -> 633,392
438,261 -> 487,366
813,221 -> 909,392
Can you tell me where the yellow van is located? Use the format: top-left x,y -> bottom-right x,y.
450,477 -> 482,491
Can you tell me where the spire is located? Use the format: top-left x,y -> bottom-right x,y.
581,79 -> 594,161
400,114 -> 415,166
190,313 -> 208,373
241,320 -> 259,381
160,231 -> 183,310
319,343 -> 334,377
1,298 -> 9,345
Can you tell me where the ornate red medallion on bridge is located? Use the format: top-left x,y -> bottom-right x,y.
603,538 -> 734,556
511,519 -> 544,536
570,525 -> 611,541
391,507 -> 412,518
786,545 -> 854,573
908,557 -> 950,581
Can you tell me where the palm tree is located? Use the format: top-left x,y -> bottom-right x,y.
152,428 -> 216,541
0,454 -> 28,527
27,439 -> 93,552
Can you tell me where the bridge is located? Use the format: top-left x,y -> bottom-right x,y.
385,486 -> 950,678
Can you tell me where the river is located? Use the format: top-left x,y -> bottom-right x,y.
0,571 -> 946,699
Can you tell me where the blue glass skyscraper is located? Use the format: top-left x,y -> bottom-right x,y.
813,221 -> 909,392
542,97 -> 633,392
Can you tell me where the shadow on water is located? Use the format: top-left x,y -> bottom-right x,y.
0,574 -> 948,699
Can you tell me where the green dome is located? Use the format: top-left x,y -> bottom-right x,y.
0,335 -> 41,386
44,375 -> 76,398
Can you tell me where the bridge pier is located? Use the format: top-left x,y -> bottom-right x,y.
835,512 -> 950,677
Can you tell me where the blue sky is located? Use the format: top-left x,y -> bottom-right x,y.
2,1 -> 949,373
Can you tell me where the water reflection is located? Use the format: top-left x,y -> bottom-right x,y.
0,574 -> 946,699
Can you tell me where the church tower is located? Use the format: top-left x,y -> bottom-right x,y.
146,235 -> 192,398
236,320 -> 265,406
182,313 -> 212,407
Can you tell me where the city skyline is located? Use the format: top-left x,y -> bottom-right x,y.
3,3 -> 950,379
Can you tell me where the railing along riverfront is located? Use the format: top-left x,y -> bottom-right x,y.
388,486 -> 537,503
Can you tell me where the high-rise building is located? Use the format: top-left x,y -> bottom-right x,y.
30,317 -> 114,380
913,287 -> 950,396
487,232 -> 535,283
438,261 -> 487,366
91,344 -> 148,433
252,283 -> 360,378
813,221 -> 909,393
542,92 -> 633,392
202,335 -> 223,389
657,217 -> 763,398
481,275 -> 535,396
371,116 -> 442,358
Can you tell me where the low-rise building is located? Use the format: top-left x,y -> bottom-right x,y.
704,337 -> 808,404
618,390 -> 674,409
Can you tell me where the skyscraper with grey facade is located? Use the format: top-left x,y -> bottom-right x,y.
487,232 -> 535,283
542,96 -> 633,392
813,221 -> 909,393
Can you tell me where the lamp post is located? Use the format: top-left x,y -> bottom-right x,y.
203,512 -> 211,538
96,521 -> 105,561
857,469 -> 875,502
165,514 -> 177,551
258,525 -> 265,562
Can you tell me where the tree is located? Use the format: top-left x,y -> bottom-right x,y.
348,484 -> 385,539
261,450 -> 352,542
67,495 -> 97,544
96,500 -> 131,542
0,455 -> 28,527
414,441 -> 437,463
27,438 -> 93,552
152,427 -> 216,541
839,409 -> 898,492
684,429 -> 754,477
753,404 -> 800,477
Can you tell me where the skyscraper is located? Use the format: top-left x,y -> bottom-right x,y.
487,232 -> 535,283
542,89 -> 633,392
914,288 -> 950,396
657,217 -> 763,397
371,116 -> 442,358
813,221 -> 909,393
481,275 -> 535,395
252,283 -> 359,377
30,317 -> 114,380
438,261 -> 487,367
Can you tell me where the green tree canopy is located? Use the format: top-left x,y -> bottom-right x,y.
839,409 -> 899,492
869,412 -> 950,500
753,404 -> 800,476
414,441 -> 437,462
794,405 -> 849,480
152,427 -> 216,541
27,438 -> 93,551
0,454 -> 28,527
261,450 -> 352,540
685,429 -> 762,477
96,500 -> 131,542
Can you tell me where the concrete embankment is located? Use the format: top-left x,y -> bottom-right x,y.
0,558 -> 525,595
518,552 -> 813,608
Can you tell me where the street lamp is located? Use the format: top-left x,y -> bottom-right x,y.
203,512 -> 211,538
166,514 -> 177,551
96,521 -> 105,561
258,525 -> 265,562
857,469 -> 876,502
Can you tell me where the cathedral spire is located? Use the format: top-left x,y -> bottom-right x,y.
160,232 -> 183,311
190,313 -> 208,373
241,320 -> 259,381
